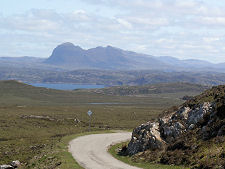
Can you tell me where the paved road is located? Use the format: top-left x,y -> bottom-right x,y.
69,132 -> 141,169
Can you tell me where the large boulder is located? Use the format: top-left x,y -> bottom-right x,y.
127,102 -> 214,155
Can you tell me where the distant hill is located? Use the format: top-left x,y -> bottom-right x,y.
1,68 -> 225,86
0,80 -> 107,105
0,80 -> 207,106
44,42 -> 168,70
0,56 -> 61,71
41,70 -> 225,86
0,80 -> 115,105
157,56 -> 214,69
0,56 -> 43,66
92,82 -> 208,96
1,42 -> 225,86
0,80 -> 76,105
1,42 -> 225,72
44,42 -> 225,72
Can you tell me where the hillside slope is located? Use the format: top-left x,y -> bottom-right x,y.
126,85 -> 225,168
93,82 -> 208,96
41,69 -> 225,86
0,80 -> 206,106
0,80 -> 202,106
0,80 -> 116,105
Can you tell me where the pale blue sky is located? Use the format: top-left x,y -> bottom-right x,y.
0,0 -> 119,17
1,0 -> 225,63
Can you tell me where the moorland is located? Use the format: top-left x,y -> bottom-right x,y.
0,80 -> 206,168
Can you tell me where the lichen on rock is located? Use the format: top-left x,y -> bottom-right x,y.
127,102 -> 214,155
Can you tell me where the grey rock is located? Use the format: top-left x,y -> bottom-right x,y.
176,107 -> 191,120
0,165 -> 14,169
127,122 -> 164,155
186,102 -> 213,126
127,102 -> 214,155
217,125 -> 225,136
188,124 -> 195,130
10,160 -> 20,168
74,118 -> 81,124
160,121 -> 185,142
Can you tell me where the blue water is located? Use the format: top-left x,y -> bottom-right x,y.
29,83 -> 105,90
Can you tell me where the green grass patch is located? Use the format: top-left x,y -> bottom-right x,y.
108,142 -> 188,169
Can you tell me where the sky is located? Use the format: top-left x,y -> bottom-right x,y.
0,0 -> 225,63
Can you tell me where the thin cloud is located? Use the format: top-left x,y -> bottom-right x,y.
0,0 -> 225,63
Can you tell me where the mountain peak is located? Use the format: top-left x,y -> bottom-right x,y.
105,45 -> 123,52
58,42 -> 82,50
44,43 -> 169,69
60,42 -> 75,47
93,45 -> 117,50
106,45 -> 113,48
44,43 -> 220,71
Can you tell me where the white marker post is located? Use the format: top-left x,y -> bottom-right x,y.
87,110 -> 93,132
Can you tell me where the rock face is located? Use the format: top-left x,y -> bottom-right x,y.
127,122 -> 164,155
127,102 -> 214,155
127,85 -> 225,168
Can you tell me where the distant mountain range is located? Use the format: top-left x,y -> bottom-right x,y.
0,42 -> 225,72
44,42 -> 168,70
1,42 -> 225,86
44,42 -> 225,71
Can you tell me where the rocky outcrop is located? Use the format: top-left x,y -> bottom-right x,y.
127,122 -> 164,155
127,102 -> 214,155
126,85 -> 225,168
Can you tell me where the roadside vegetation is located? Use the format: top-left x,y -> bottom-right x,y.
0,80 -> 205,168
108,142 -> 187,169
109,85 -> 225,169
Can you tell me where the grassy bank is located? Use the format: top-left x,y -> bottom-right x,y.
33,130 -> 116,169
108,142 -> 188,169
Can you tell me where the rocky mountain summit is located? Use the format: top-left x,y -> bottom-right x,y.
126,85 -> 225,168
44,42 -> 225,72
45,42 -> 167,70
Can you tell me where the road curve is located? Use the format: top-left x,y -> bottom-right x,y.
69,132 -> 141,169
